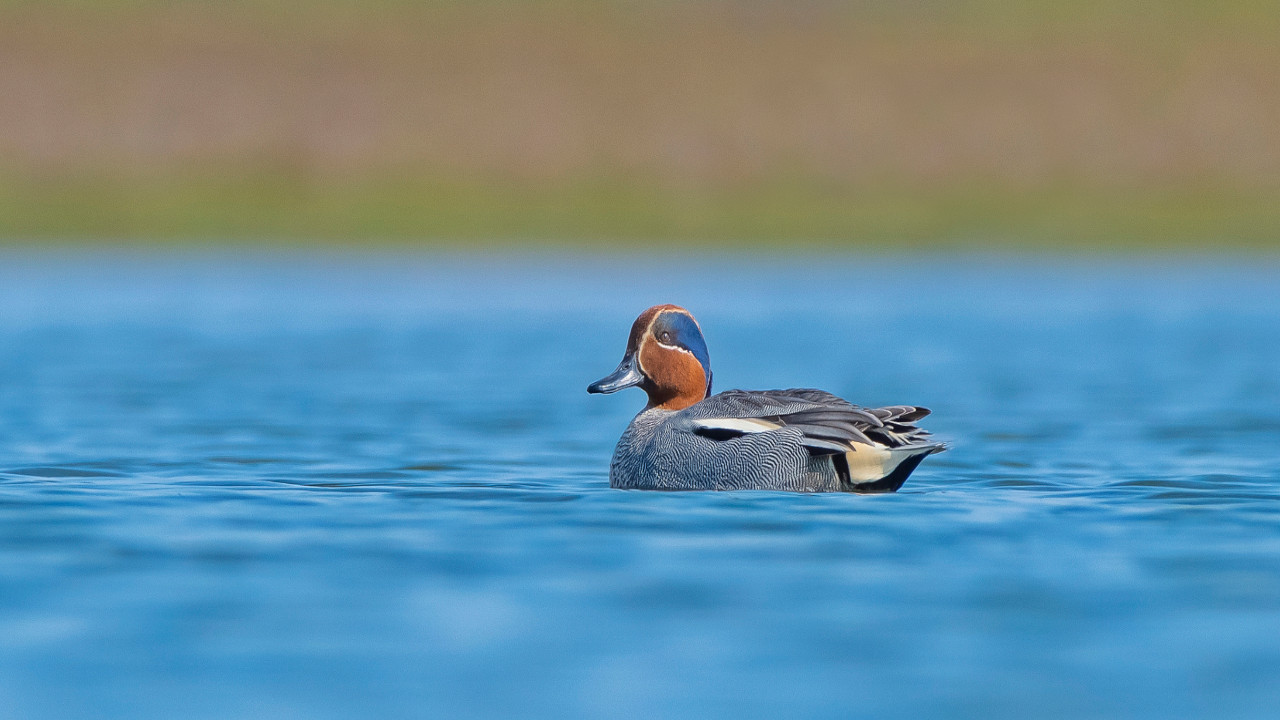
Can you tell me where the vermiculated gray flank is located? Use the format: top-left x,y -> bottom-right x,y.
609,388 -> 943,492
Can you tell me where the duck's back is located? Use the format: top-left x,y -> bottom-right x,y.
608,389 -> 942,492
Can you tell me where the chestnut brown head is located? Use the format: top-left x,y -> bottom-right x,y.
587,304 -> 712,411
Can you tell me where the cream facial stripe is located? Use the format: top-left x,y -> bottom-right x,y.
656,340 -> 695,354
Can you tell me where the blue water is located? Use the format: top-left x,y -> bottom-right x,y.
2,251 -> 1279,719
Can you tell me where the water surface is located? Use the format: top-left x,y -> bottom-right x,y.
1,251 -> 1278,718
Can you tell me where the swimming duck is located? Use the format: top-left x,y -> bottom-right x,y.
588,304 -> 944,492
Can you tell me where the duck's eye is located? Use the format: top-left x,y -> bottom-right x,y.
659,331 -> 672,343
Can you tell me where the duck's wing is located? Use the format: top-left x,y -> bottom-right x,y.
683,388 -> 936,455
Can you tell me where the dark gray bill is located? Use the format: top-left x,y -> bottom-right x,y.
587,354 -> 644,394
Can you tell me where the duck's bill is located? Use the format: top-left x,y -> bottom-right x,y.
588,355 -> 644,394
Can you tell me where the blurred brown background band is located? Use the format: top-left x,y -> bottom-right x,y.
2,1 -> 1278,246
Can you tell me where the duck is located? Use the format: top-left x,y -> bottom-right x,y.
587,304 -> 944,492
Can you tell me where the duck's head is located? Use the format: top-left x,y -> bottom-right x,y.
588,304 -> 712,411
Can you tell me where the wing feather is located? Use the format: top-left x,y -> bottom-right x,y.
683,388 -> 933,452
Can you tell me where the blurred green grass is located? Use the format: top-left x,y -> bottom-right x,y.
2,1 -> 1278,248
4,173 -> 1278,249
